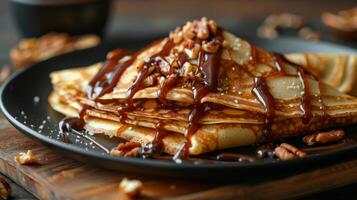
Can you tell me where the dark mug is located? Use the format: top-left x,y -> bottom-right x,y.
9,0 -> 111,38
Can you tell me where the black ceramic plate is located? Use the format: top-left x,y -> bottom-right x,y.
1,37 -> 357,179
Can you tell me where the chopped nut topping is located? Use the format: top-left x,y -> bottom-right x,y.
182,62 -> 198,77
196,17 -> 210,40
0,176 -> 11,200
182,22 -> 195,40
14,150 -> 40,165
110,142 -> 142,157
274,143 -> 306,160
119,178 -> 143,197
171,17 -> 217,42
183,39 -> 195,49
184,43 -> 201,59
208,20 -> 218,34
143,74 -> 156,86
172,31 -> 183,44
303,130 -> 345,146
202,40 -> 220,53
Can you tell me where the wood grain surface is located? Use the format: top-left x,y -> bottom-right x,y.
0,113 -> 356,200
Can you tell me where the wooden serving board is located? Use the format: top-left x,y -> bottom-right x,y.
0,114 -> 356,200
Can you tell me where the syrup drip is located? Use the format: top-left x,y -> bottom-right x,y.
158,49 -> 189,104
126,39 -> 175,107
86,50 -> 134,100
58,117 -> 110,153
142,121 -> 169,156
59,49 -> 136,147
271,52 -> 286,74
249,46 -> 277,141
304,53 -> 328,121
59,117 -> 85,134
119,39 -> 176,155
297,67 -> 312,123
159,74 -> 178,103
173,29 -> 223,159
252,77 -> 276,140
250,49 -> 314,141
278,54 -> 313,124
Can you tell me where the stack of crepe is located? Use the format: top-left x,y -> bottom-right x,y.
49,18 -> 357,157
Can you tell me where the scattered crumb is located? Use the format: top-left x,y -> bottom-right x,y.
119,178 -> 143,197
33,96 -> 40,104
14,150 -> 40,165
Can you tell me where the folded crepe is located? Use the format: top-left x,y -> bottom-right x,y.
286,53 -> 357,96
49,18 -> 357,158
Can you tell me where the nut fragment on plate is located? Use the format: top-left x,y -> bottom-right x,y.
119,178 -> 143,197
321,7 -> 357,40
0,176 -> 11,200
10,33 -> 100,69
257,13 -> 320,41
303,130 -> 345,146
14,150 -> 40,165
274,143 -> 307,160
298,27 -> 321,41
110,142 -> 142,157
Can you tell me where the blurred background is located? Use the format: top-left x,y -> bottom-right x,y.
1,0 -> 357,65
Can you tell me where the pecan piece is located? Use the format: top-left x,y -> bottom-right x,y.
182,22 -> 195,40
274,143 -> 306,160
303,130 -> 345,146
196,18 -> 210,40
0,176 -> 11,200
202,40 -> 220,53
171,31 -> 183,44
119,178 -> 143,197
110,142 -> 141,157
14,150 -> 40,165
208,20 -> 218,34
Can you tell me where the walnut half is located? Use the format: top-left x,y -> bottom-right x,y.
274,143 -> 307,160
110,142 -> 141,157
303,130 -> 345,146
14,150 -> 40,165
119,178 -> 143,197
0,176 -> 11,200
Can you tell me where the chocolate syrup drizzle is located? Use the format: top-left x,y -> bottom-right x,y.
248,47 -> 315,141
58,23 -> 348,163
173,30 -> 224,159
